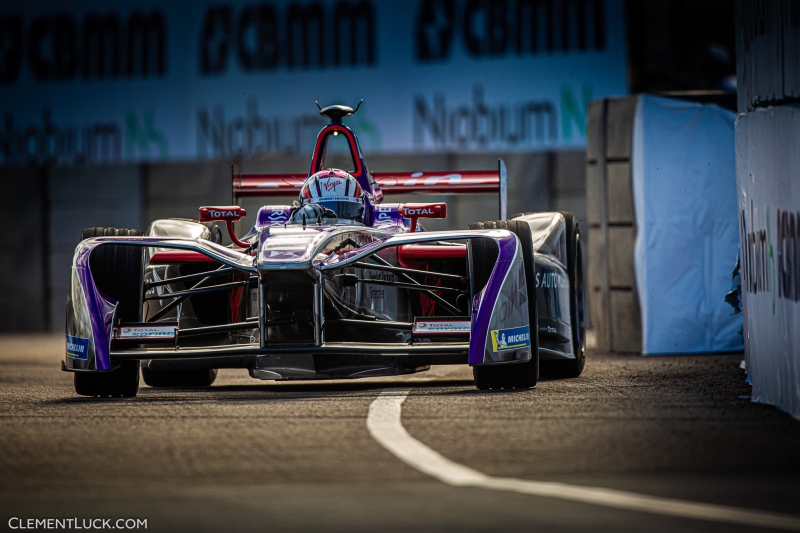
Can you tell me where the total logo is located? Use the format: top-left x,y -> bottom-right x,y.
414,320 -> 470,333
404,208 -> 436,216
122,328 -> 167,335
117,325 -> 176,339
209,210 -> 242,219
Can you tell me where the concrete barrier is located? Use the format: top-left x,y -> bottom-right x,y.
737,106 -> 800,419
0,168 -> 46,332
586,97 -> 641,353
47,166 -> 142,333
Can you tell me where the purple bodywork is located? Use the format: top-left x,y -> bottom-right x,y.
66,227 -> 529,371
65,114 -> 531,375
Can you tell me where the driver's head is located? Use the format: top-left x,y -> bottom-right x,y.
299,169 -> 365,224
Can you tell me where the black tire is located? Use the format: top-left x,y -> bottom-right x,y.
141,220 -> 221,387
540,213 -> 586,378
74,362 -> 141,398
73,227 -> 143,398
468,220 -> 539,390
141,367 -> 218,388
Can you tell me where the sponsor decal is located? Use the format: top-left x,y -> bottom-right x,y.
268,250 -> 304,258
375,204 -> 397,222
303,195 -> 361,203
403,208 -> 435,216
535,270 -> 568,288
322,178 -> 344,192
66,335 -> 90,360
413,319 -> 471,334
370,287 -> 385,299
198,1 -> 375,74
115,324 -> 176,340
490,325 -> 531,352
204,208 -> 244,219
414,85 -> 557,149
209,209 -> 239,218
368,271 -> 393,282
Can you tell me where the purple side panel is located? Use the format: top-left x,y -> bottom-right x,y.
468,233 -> 519,365
74,244 -> 117,370
255,206 -> 293,229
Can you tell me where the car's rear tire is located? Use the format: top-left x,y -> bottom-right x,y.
468,220 -> 539,390
141,367 -> 218,388
73,227 -> 143,398
540,212 -> 586,379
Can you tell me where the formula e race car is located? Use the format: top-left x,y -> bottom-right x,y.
64,101 -> 585,397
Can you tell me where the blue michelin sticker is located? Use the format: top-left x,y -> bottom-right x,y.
66,335 -> 90,360
490,326 -> 531,352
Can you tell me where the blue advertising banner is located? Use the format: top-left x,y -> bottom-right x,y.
0,0 -> 628,166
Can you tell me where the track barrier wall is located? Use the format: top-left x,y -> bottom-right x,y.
585,97 -> 641,353
735,0 -> 800,419
737,107 -> 800,419
587,95 -> 743,354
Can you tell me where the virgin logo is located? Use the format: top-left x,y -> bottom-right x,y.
323,179 -> 343,192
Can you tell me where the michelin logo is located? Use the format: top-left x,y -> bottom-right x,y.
490,326 -> 531,352
66,335 -> 90,360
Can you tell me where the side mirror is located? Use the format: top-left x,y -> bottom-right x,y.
198,206 -> 249,249
398,203 -> 447,232
198,206 -> 246,222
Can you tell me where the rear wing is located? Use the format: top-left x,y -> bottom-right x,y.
232,160 -> 508,219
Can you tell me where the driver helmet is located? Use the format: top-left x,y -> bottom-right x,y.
299,169 -> 365,223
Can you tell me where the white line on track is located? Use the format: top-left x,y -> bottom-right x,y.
367,388 -> 800,531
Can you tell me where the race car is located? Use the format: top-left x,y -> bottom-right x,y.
64,101 -> 585,397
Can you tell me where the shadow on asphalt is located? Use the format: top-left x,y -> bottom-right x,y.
43,377 -> 549,404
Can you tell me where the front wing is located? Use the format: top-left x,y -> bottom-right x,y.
64,229 -> 532,375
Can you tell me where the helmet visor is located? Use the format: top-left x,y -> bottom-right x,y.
311,198 -> 364,221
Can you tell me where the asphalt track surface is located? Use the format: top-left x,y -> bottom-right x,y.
1,335 -> 800,533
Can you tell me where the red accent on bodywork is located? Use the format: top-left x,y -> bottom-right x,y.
232,170 -> 499,198
149,251 -> 218,264
310,124 -> 364,177
420,275 -> 443,317
397,244 -> 467,268
198,206 -> 247,222
225,220 -> 251,249
398,203 -> 447,218
229,273 -> 244,323
374,170 -> 499,194
398,203 -> 447,232
234,174 -> 308,197
197,206 -> 250,249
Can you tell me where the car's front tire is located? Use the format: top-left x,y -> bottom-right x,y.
74,362 -> 140,398
73,227 -> 143,398
468,220 -> 539,390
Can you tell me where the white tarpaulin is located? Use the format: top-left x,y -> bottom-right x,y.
632,95 -> 743,355
737,106 -> 800,420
